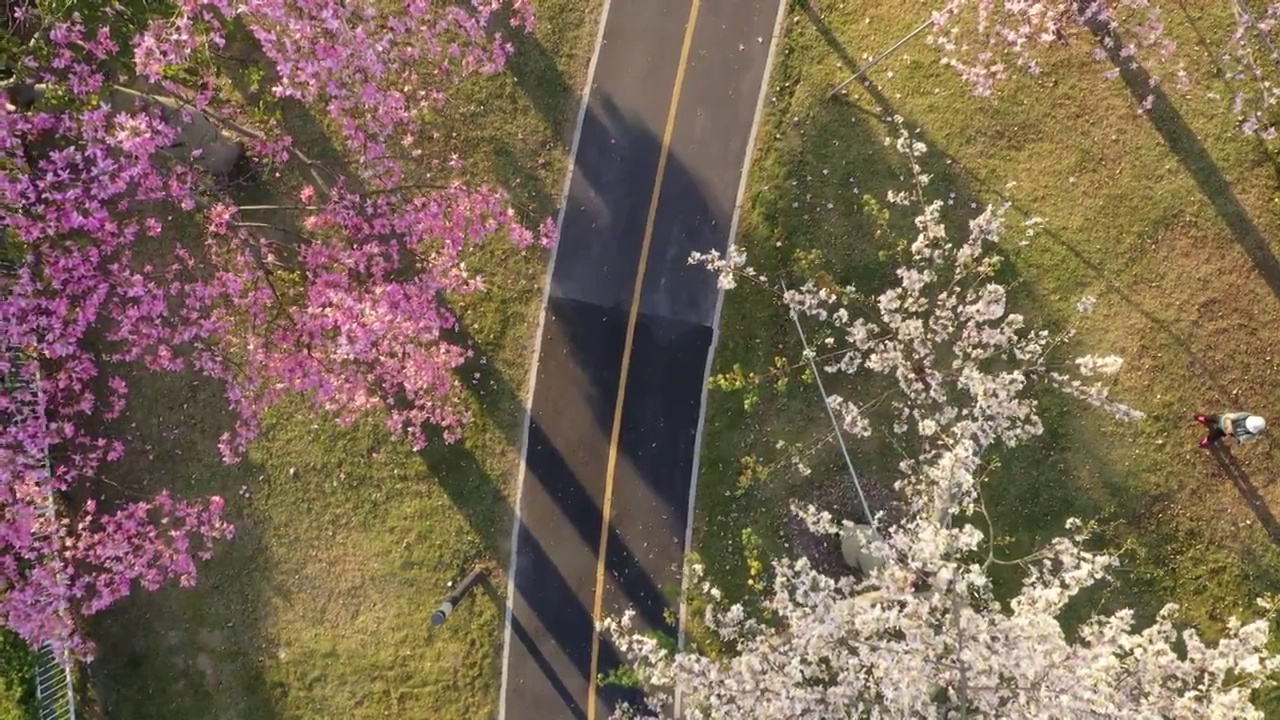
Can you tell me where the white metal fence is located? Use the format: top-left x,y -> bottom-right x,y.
2,257 -> 81,720
34,644 -> 77,720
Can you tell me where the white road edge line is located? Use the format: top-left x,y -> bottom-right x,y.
673,0 -> 789,717
498,1 -> 615,718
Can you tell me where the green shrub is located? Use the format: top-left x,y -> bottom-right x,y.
0,630 -> 36,720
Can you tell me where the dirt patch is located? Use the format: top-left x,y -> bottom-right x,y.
787,456 -> 906,578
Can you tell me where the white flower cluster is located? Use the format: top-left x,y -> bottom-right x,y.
769,126 -> 1139,518
689,246 -> 758,290
612,519 -> 1278,719
790,501 -> 845,536
1050,371 -> 1146,423
610,128 -> 1272,719
825,394 -> 872,438
927,0 -> 1180,101
1074,353 -> 1125,376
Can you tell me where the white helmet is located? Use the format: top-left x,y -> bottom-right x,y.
1247,415 -> 1267,434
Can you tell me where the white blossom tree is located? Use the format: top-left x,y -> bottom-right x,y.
612,126 -> 1280,718
611,516 -> 1279,719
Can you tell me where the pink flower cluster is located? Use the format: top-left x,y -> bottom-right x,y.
3,0 -> 544,659
185,182 -> 553,461
1,354 -> 234,662
137,0 -> 536,186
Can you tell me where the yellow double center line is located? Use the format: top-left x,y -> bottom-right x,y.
585,0 -> 702,717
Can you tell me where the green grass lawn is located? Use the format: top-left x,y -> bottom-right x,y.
84,1 -> 598,717
693,0 -> 1280,673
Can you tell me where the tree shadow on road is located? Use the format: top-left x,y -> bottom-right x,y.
210,17 -> 692,719
487,20 -> 753,715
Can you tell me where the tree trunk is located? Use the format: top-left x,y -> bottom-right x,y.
4,81 -> 249,178
108,85 -> 246,178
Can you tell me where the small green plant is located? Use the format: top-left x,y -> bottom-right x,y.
771,355 -> 790,393
598,664 -> 644,689
741,527 -> 768,593
800,364 -> 816,386
0,630 -> 36,720
735,454 -> 768,496
792,248 -> 825,278
710,363 -> 762,412
859,194 -> 890,236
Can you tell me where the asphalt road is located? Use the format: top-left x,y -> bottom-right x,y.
501,1 -> 785,717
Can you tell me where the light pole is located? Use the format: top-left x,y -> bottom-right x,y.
431,566 -> 487,626
827,2 -> 958,99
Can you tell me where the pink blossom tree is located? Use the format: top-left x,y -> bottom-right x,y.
2,0 -> 546,660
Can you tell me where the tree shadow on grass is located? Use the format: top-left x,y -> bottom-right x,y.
86,370 -> 280,720
821,88 -> 1193,618
792,0 -> 1280,638
76,34 -> 306,710
803,2 -> 1261,404
508,26 -> 579,148
1168,0 -> 1280,175
208,21 -> 516,526
79,14 -> 622,720
690,68 -> 914,588
1084,19 -> 1280,298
